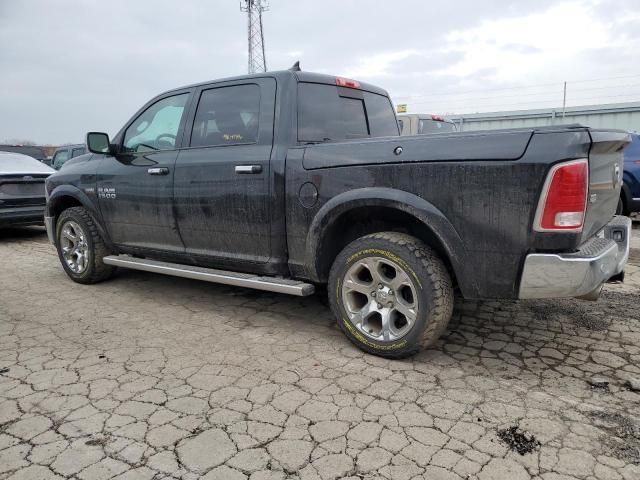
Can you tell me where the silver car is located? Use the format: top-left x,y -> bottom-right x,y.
0,151 -> 54,227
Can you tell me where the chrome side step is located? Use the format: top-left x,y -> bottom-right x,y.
103,255 -> 315,297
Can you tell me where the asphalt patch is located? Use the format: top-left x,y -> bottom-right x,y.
588,378 -> 611,393
497,426 -> 541,455
590,411 -> 640,465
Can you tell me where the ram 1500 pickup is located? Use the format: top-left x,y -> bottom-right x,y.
44,67 -> 632,358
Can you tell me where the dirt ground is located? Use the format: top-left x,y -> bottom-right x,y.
0,224 -> 639,480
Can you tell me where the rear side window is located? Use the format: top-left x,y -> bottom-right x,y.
190,84 -> 260,147
298,83 -> 399,143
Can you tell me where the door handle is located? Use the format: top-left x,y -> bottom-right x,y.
235,165 -> 262,174
147,167 -> 169,175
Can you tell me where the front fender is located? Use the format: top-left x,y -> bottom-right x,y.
306,187 -> 476,296
46,184 -> 113,247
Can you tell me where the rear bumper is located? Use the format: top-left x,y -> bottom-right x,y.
519,215 -> 631,299
0,205 -> 46,227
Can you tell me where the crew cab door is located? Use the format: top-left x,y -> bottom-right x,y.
96,91 -> 191,252
174,79 -> 275,263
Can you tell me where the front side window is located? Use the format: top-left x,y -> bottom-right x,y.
53,150 -> 70,168
71,147 -> 86,158
123,93 -> 189,153
298,83 -> 399,143
190,84 -> 261,147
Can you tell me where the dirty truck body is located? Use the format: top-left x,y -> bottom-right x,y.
45,69 -> 631,358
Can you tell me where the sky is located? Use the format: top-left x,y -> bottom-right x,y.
0,0 -> 639,145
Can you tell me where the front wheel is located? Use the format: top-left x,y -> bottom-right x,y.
328,232 -> 454,358
55,207 -> 116,284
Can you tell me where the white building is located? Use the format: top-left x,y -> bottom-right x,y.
448,102 -> 640,132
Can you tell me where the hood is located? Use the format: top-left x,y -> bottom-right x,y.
0,152 -> 55,175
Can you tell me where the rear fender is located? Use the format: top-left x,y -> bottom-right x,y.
307,187 -> 476,297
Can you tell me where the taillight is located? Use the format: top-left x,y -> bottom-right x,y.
534,159 -> 588,232
335,77 -> 361,89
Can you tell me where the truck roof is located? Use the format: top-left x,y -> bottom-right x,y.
165,70 -> 390,98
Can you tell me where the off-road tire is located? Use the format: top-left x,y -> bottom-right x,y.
328,232 -> 454,358
55,207 -> 116,284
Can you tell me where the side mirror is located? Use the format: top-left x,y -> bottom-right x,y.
86,132 -> 112,154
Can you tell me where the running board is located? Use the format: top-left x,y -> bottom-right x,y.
102,255 -> 315,297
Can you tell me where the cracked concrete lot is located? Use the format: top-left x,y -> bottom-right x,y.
1,224 -> 639,480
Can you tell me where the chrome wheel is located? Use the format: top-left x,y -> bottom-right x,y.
60,220 -> 89,274
341,256 -> 419,342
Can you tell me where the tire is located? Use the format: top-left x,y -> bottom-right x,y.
616,196 -> 628,216
328,232 -> 454,358
55,206 -> 116,284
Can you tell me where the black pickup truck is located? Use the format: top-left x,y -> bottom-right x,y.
44,68 -> 632,358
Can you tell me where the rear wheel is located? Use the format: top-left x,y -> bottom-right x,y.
328,232 -> 453,358
616,195 -> 628,216
55,207 -> 116,284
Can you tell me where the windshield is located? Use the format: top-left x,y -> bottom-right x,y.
418,119 -> 457,134
624,134 -> 640,161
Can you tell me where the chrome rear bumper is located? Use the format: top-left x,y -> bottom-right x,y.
519,216 -> 631,299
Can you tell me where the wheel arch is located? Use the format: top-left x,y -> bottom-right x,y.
306,188 -> 475,297
47,186 -> 113,247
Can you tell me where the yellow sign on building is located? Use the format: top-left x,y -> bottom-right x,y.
396,104 -> 407,113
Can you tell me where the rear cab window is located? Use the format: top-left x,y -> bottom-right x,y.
297,82 -> 399,143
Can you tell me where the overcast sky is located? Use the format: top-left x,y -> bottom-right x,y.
1,0 -> 639,145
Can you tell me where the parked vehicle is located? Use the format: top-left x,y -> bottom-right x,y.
0,144 -> 51,166
52,144 -> 87,170
0,151 -> 54,227
44,68 -> 631,358
618,132 -> 640,215
398,114 -> 457,135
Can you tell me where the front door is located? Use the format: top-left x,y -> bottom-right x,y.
97,92 -> 191,252
174,79 -> 275,264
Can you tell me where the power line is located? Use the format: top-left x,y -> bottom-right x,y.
407,91 -> 640,113
395,74 -> 640,101
395,83 -> 640,105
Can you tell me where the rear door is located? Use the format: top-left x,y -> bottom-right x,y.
96,91 -> 191,252
173,78 -> 275,263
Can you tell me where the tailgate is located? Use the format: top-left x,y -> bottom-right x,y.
582,130 -> 630,241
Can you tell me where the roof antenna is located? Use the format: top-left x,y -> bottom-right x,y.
289,61 -> 301,72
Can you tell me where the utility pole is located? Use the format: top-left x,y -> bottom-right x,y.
240,0 -> 268,74
562,81 -> 567,118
